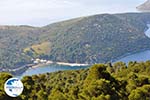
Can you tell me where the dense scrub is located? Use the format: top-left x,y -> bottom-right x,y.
1,61 -> 150,100
1,13 -> 150,71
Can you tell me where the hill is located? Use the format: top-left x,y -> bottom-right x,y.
42,13 -> 150,64
1,61 -> 150,99
137,0 -> 150,12
1,13 -> 150,71
0,26 -> 41,70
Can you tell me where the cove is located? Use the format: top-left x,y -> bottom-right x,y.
16,24 -> 150,78
16,50 -> 150,78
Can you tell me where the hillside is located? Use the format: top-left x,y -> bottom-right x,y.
43,13 -> 150,64
1,13 -> 150,70
1,61 -> 150,99
0,26 -> 42,70
137,0 -> 150,12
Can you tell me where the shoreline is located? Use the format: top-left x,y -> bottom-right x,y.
112,49 -> 150,63
31,61 -> 90,69
6,61 -> 90,76
6,49 -> 150,76
31,62 -> 53,69
56,62 -> 89,66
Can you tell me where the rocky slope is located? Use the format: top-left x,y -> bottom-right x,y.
137,0 -> 150,11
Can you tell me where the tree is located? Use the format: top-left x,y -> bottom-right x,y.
129,85 -> 150,100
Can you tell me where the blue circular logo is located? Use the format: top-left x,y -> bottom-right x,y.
4,78 -> 24,97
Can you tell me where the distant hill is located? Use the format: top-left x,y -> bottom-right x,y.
137,0 -> 150,11
1,13 -> 150,70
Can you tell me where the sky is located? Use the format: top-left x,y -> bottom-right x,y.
0,0 -> 146,26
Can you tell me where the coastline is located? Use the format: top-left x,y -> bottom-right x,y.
5,60 -> 90,76
31,61 -> 89,69
31,63 -> 52,69
8,49 -> 150,76
56,62 -> 89,67
112,49 -> 150,63
21,49 -> 150,71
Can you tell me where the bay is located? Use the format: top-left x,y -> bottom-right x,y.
17,24 -> 150,78
16,64 -> 90,78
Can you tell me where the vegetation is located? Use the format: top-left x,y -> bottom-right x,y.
1,61 -> 150,99
24,42 -> 51,58
1,13 -> 150,71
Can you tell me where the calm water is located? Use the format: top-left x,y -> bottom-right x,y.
116,24 -> 150,63
116,50 -> 150,63
17,64 -> 90,78
17,25 -> 150,77
17,50 -> 150,78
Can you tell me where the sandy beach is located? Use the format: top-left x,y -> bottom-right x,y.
56,62 -> 89,66
31,60 -> 89,69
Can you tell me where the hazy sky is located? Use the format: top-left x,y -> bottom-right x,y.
0,0 -> 146,26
